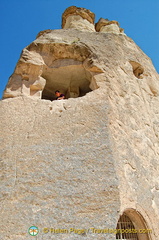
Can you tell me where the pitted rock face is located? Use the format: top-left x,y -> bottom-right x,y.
62,6 -> 95,32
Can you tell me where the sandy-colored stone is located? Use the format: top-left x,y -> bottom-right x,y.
1,6 -> 159,240
63,15 -> 96,32
3,31 -> 102,100
62,6 -> 95,32
95,18 -> 125,34
62,6 -> 95,27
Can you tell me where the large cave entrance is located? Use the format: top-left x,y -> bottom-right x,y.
41,59 -> 97,101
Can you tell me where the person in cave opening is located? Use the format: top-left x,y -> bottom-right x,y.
55,90 -> 65,100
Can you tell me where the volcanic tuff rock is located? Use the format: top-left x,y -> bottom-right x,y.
95,18 -> 124,34
62,6 -> 95,32
1,6 -> 159,240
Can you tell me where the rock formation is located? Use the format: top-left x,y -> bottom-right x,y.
95,18 -> 123,34
1,6 -> 159,240
62,6 -> 95,32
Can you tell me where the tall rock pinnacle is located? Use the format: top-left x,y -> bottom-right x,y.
0,6 -> 159,240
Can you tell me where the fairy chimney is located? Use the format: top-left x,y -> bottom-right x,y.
95,18 -> 125,34
62,6 -> 95,32
1,6 -> 159,240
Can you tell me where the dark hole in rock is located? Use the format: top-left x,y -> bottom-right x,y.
129,61 -> 144,79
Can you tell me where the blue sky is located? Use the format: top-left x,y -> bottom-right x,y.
0,0 -> 159,99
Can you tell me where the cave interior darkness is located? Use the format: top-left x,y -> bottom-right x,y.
41,59 -> 96,101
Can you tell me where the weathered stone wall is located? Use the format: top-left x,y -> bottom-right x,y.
1,8 -> 159,240
0,94 -> 119,240
104,35 -> 159,240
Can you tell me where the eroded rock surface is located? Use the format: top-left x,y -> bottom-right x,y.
62,6 -> 95,32
1,6 -> 159,240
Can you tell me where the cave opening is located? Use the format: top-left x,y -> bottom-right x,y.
41,59 -> 97,101
129,61 -> 144,79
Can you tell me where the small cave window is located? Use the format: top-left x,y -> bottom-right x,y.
116,213 -> 138,240
129,61 -> 144,79
116,210 -> 151,240
41,59 -> 98,101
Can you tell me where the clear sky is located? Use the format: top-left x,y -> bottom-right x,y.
0,0 -> 159,99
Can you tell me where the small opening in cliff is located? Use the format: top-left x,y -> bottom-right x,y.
116,209 -> 151,240
41,59 -> 98,101
129,61 -> 144,79
116,213 -> 139,240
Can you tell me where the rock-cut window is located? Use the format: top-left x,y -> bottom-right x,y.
116,213 -> 138,240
